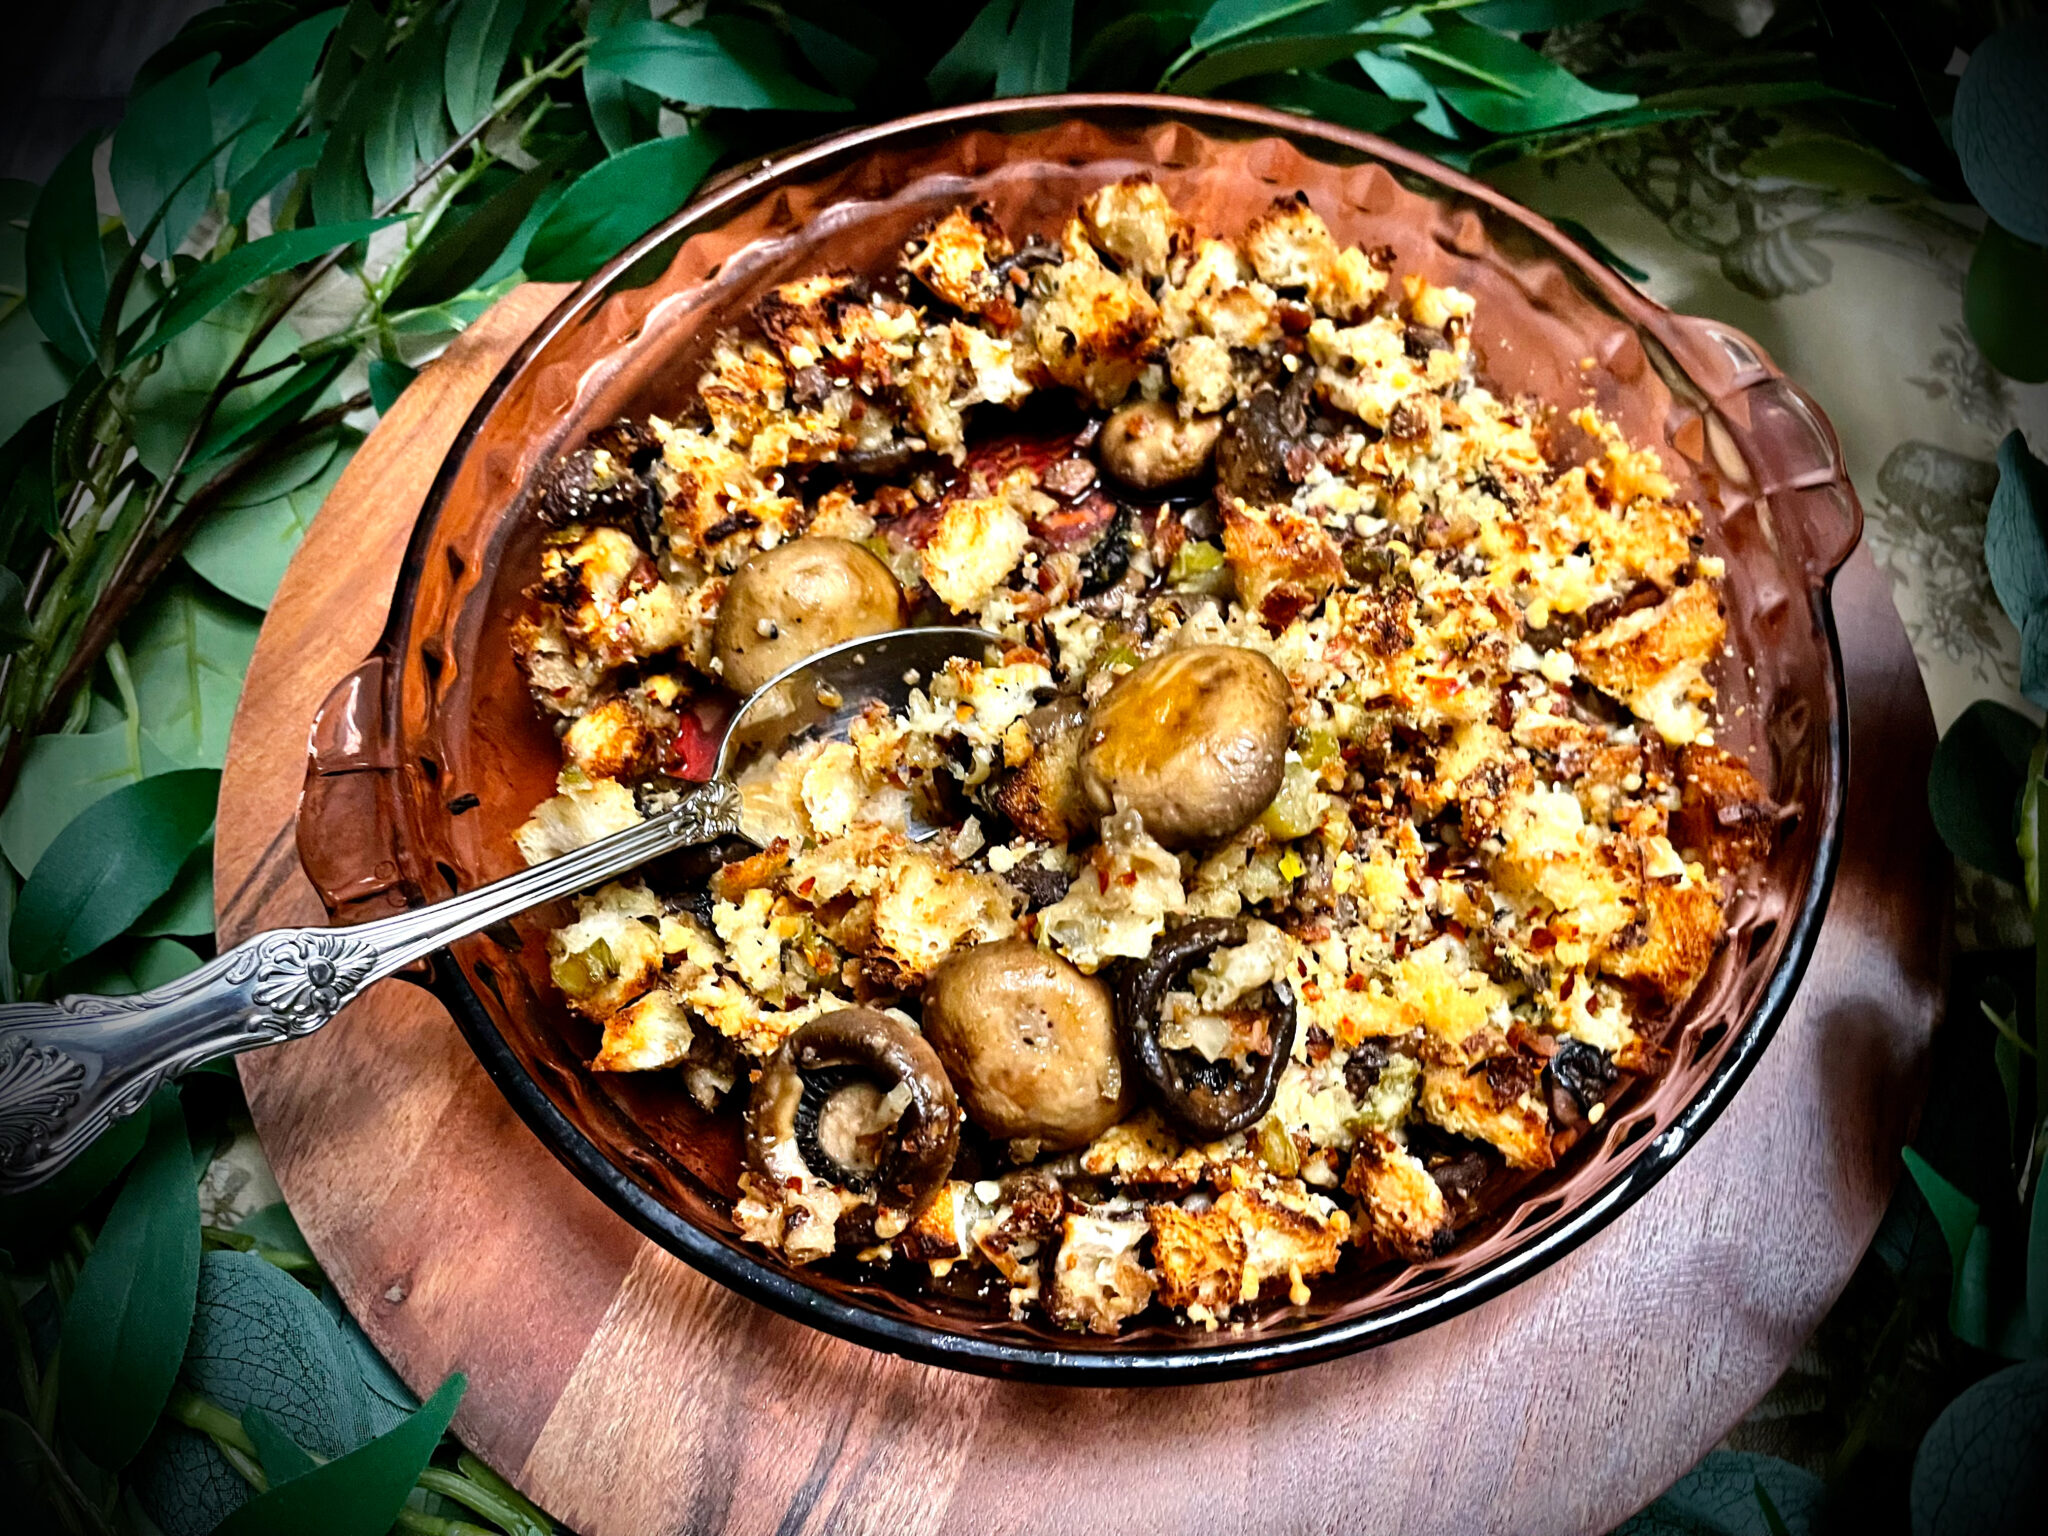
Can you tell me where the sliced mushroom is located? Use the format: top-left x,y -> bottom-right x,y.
1078,645 -> 1293,849
1097,399 -> 1224,491
745,1009 -> 959,1213
922,940 -> 1131,1150
1116,918 -> 1297,1140
714,537 -> 904,697
1214,376 -> 1314,503
988,695 -> 1091,843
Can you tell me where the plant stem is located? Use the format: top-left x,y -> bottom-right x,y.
0,1409 -> 116,1536
419,1466 -> 548,1535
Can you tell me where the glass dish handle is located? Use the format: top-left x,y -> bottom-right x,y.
1663,313 -> 1864,588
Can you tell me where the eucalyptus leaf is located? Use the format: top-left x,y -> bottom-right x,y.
369,357 -> 417,415
212,1373 -> 466,1536
192,349 -> 350,470
2019,739 -> 2044,909
1926,699 -> 2038,883
235,1201 -> 315,1267
784,14 -> 879,98
1168,0 -> 1393,96
1462,0 -> 1635,27
1742,135 -> 1924,200
524,130 -> 725,282
0,1100 -> 147,1259
514,0 -> 575,59
0,567 -> 29,654
25,131 -> 109,367
0,726 -> 148,879
312,71 -> 379,225
447,0 -> 525,134
1987,432 -> 2048,631
1951,18 -> 2048,248
1392,17 -> 1637,134
132,842 -> 216,937
996,0 -> 1075,97
210,11 -> 342,187
9,768 -> 219,973
138,217 -> 403,361
1902,1146 -> 1987,1344
366,13 -> 450,211
112,55 -> 221,263
59,1085 -> 201,1470
1965,221 -> 2048,386
0,312 -> 73,453
1188,0 -> 1328,53
387,152 -> 579,309
1232,70 -> 1418,134
584,0 -> 661,154
1909,1361 -> 2048,1535
2023,609 -> 2048,712
230,136 -> 325,226
930,0 -> 1016,102
185,432 -> 355,610
1356,45 -> 1458,139
0,401 -> 62,567
124,577 -> 263,769
245,1407 -> 321,1484
588,17 -> 852,112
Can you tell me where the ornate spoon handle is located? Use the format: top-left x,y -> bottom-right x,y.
0,779 -> 742,1193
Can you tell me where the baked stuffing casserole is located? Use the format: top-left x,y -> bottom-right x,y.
511,177 -> 1776,1335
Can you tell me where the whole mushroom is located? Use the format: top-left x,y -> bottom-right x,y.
1078,645 -> 1293,849
714,537 -> 904,697
745,1009 -> 959,1214
921,940 -> 1131,1150
1097,399 -> 1225,491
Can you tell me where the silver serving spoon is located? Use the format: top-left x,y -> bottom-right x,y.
0,626 -> 998,1192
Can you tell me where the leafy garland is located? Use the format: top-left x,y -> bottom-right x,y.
0,3 -> 2042,1534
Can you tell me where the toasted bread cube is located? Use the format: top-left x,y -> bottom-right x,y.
1148,1202 -> 1246,1313
1169,335 -> 1236,416
545,881 -> 666,1021
1572,581 -> 1725,745
1602,871 -> 1722,1005
903,203 -> 1018,328
1345,1131 -> 1455,1262
591,984 -> 694,1072
1245,192 -> 1339,291
516,773 -> 644,865
1419,1062 -> 1554,1172
1221,501 -> 1345,630
1028,220 -> 1162,408
1047,1207 -> 1156,1335
1673,743 -> 1777,875
920,478 -> 1032,612
1080,174 -> 1189,282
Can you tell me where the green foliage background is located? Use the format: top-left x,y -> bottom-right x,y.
0,2 -> 2043,1533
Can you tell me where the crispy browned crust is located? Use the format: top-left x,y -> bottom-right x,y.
903,203 -> 1019,330
1148,1202 -> 1246,1312
1419,1061 -> 1555,1172
1344,1131 -> 1456,1262
1572,580 -> 1725,705
1673,742 -> 1778,875
1221,498 -> 1344,630
1601,873 -> 1723,1006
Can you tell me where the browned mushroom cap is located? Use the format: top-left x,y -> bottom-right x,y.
713,537 -> 904,697
921,940 -> 1131,1150
1117,918 -> 1296,1141
745,1008 -> 959,1212
1078,645 -> 1292,849
1097,399 -> 1224,491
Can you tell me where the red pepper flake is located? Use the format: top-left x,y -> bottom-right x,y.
1560,972 -> 1576,1000
1529,927 -> 1556,952
1345,973 -> 1368,992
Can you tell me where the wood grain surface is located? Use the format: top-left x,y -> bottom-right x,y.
218,285 -> 1946,1536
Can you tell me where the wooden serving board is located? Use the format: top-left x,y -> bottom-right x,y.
217,284 -> 1946,1536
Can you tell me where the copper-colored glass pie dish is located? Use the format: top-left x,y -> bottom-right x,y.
298,96 -> 1861,1383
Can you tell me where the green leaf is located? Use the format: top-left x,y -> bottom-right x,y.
366,13 -> 450,211
1952,18 -> 2048,247
523,130 -> 725,282
138,217 -> 402,360
25,131 -> 109,367
185,433 -> 355,610
2019,739 -> 2044,908
1462,0 -> 1635,27
0,726 -> 148,879
125,577 -> 263,769
112,55 -> 221,263
59,1085 -> 201,1470
1926,699 -> 2039,882
0,310 -> 74,453
588,18 -> 853,111
0,1103 -> 147,1259
1232,70 -> 1419,134
514,0 -> 575,60
234,1201 -> 315,1267
133,841 -> 216,937
1551,217 -> 1649,282
2024,609 -> 2048,711
9,768 -> 220,973
1966,221 -> 2048,386
1391,17 -> 1637,134
1613,1450 -> 1826,1535
0,567 -> 29,654
229,136 -> 325,226
1910,1361 -> 2048,1535
192,349 -> 350,469
212,1373 -> 466,1536
244,1407 -> 321,1485
996,0 -> 1075,97
1189,0 -> 1326,53
1168,0 -> 1394,96
134,1248 -> 384,1534
784,13 -> 879,98
1356,45 -> 1458,139
584,0 -> 661,154
210,12 -> 342,187
1987,431 -> 2048,631
369,357 -> 416,415
1902,1146 -> 1987,1343
930,0 -> 1015,102
447,0 -> 525,134
387,151 -> 578,309
1742,134 -> 1924,200
312,63 -> 381,225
